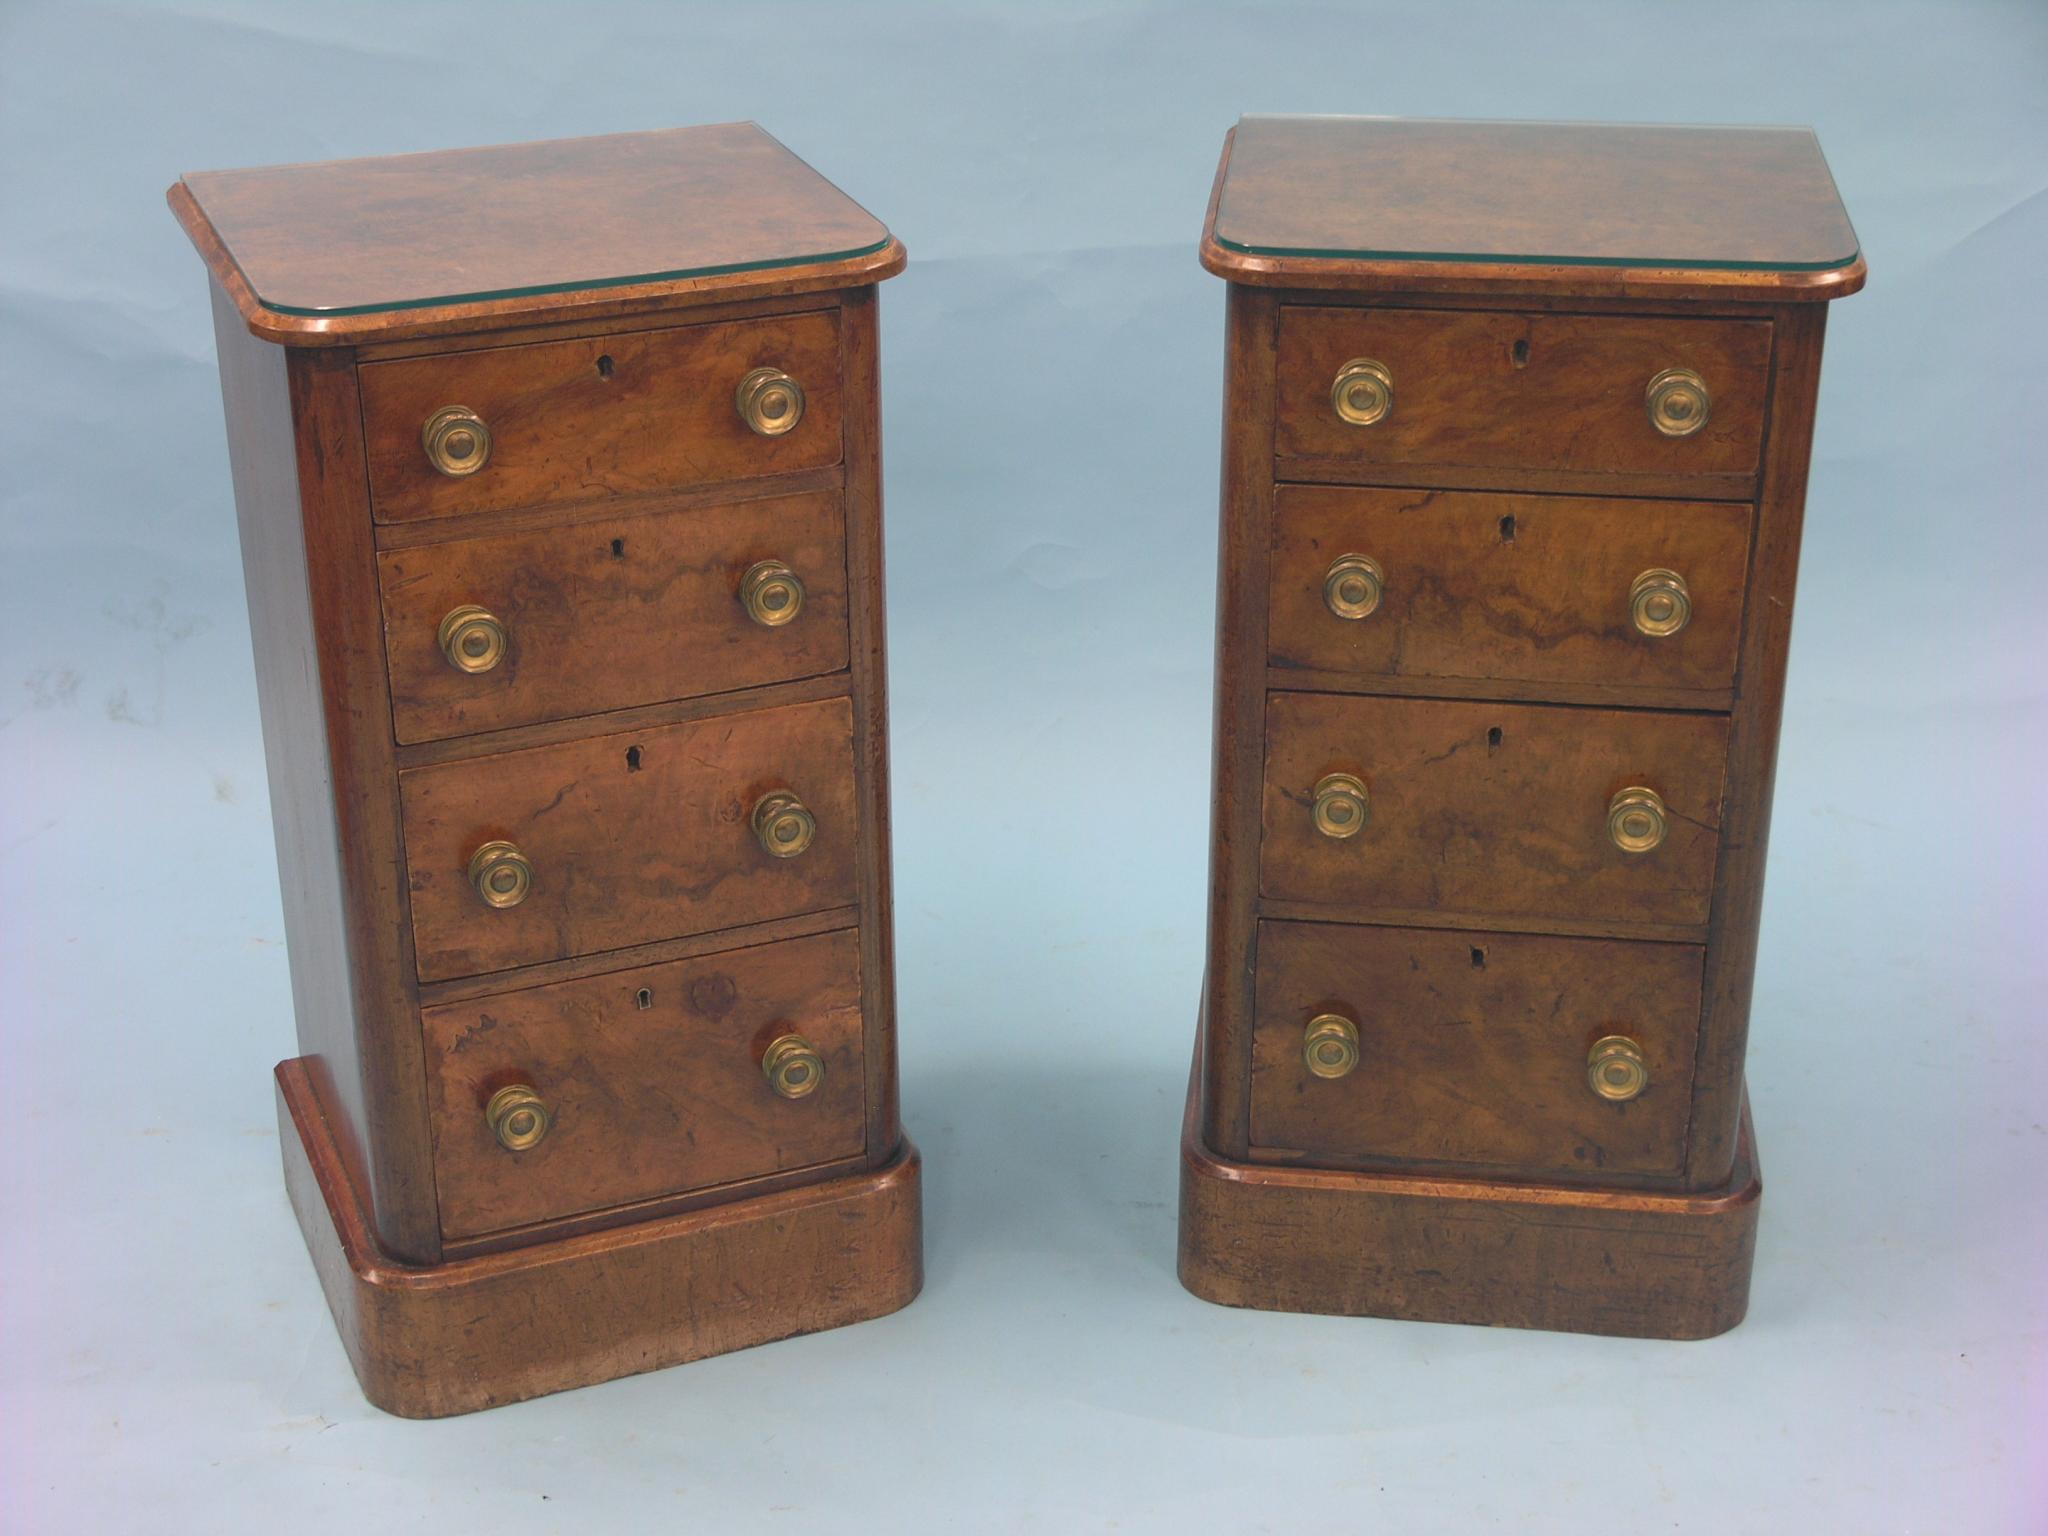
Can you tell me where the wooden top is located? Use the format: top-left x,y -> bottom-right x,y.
172,124 -> 903,345
1203,117 -> 1863,302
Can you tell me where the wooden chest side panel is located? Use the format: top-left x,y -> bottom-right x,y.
1260,692 -> 1729,932
378,490 -> 851,743
1250,921 -> 1701,1180
359,310 -> 844,522
422,928 -> 867,1239
400,696 -> 862,982
1275,306 -> 1770,477
1268,485 -> 1751,696
211,282 -> 442,1262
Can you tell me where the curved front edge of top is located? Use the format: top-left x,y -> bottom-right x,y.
1199,229 -> 1865,303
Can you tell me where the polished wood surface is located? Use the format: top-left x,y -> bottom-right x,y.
1185,119 -> 1858,1337
1181,1050 -> 1758,1339
400,695 -> 861,982
176,124 -> 892,327
359,311 -> 844,522
185,128 -> 914,1408
1260,692 -> 1728,931
1203,119 -> 1864,302
279,1057 -> 921,1417
1268,485 -> 1750,697
378,489 -> 850,743
1249,922 -> 1701,1180
422,928 -> 866,1239
1275,307 -> 1770,477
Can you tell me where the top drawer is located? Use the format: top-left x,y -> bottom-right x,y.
359,311 -> 844,523
1275,307 -> 1770,481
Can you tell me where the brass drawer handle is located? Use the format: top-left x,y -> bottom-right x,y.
1587,1035 -> 1649,1102
467,839 -> 534,908
1629,569 -> 1692,638
735,366 -> 805,437
421,404 -> 492,476
1303,1013 -> 1360,1079
1645,368 -> 1710,438
1323,554 -> 1385,620
1330,357 -> 1393,426
752,790 -> 817,859
438,604 -> 507,673
762,1033 -> 825,1099
485,1083 -> 551,1150
740,559 -> 806,627
1311,772 -> 1370,840
1606,787 -> 1668,854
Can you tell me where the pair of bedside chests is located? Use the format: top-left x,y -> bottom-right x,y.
173,118 -> 1863,1415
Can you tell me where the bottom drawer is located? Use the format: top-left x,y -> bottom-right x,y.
422,927 -> 867,1240
1250,920 -> 1701,1181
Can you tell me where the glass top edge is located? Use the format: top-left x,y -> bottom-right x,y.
246,237 -> 897,318
1235,113 -> 1820,134
1210,233 -> 1862,275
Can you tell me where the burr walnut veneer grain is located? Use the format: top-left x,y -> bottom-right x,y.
1181,117 -> 1861,1338
179,124 -> 917,1414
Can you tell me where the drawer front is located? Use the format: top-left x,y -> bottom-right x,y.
1268,485 -> 1750,696
1250,921 -> 1701,1179
1261,692 -> 1727,930
423,927 -> 867,1239
378,490 -> 851,744
1275,307 -> 1770,478
360,311 -> 844,523
401,696 -> 860,982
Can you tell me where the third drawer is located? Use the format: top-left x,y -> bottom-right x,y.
400,695 -> 861,982
1261,691 -> 1729,933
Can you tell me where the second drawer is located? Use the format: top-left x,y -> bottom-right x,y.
422,926 -> 868,1239
378,490 -> 851,744
1250,920 -> 1702,1180
1261,692 -> 1728,932
400,696 -> 861,982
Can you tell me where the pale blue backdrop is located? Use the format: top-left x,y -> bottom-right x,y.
2,1 -> 2042,1530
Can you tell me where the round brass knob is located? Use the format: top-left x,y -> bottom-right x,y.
1606,787 -> 1669,855
740,559 -> 806,628
1629,569 -> 1692,638
485,1083 -> 551,1150
467,839 -> 534,908
1587,1036 -> 1649,1102
735,367 -> 805,437
1323,554 -> 1386,621
1303,1013 -> 1360,1080
1330,357 -> 1394,427
421,404 -> 492,476
1645,368 -> 1710,438
762,1033 -> 825,1100
437,604 -> 508,673
751,790 -> 816,859
1311,772 -> 1370,840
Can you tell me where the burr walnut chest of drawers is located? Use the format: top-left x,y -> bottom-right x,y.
1178,117 -> 1863,1338
172,124 -> 919,1415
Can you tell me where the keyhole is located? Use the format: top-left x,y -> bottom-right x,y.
596,353 -> 614,379
636,987 -> 653,1010
1511,338 -> 1530,368
1499,515 -> 1516,543
625,745 -> 643,771
611,537 -> 626,558
1487,727 -> 1504,749
1470,946 -> 1487,969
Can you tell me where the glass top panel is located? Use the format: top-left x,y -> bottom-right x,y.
181,124 -> 892,317
1214,116 -> 1860,272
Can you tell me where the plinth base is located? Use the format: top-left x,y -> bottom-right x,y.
1177,1056 -> 1760,1339
276,1057 -> 923,1417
